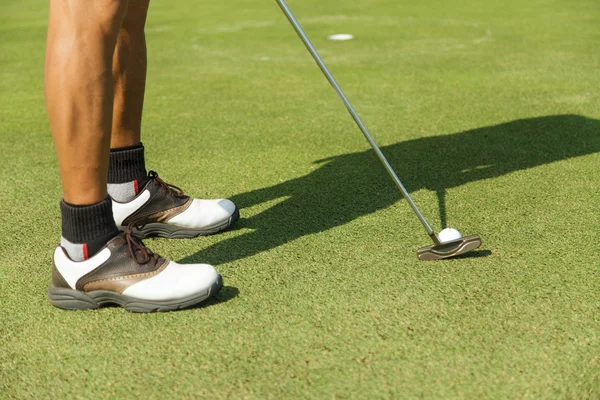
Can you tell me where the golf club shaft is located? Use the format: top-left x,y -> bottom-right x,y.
276,0 -> 437,238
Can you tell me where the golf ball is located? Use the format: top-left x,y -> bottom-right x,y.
438,228 -> 462,243
327,34 -> 354,41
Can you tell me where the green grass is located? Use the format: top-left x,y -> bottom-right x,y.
1,0 -> 599,398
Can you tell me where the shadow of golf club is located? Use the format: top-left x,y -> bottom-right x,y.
181,114 -> 600,265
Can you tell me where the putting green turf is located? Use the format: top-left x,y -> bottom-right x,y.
1,0 -> 599,397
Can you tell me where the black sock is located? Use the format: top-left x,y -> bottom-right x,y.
60,196 -> 120,261
107,143 -> 148,202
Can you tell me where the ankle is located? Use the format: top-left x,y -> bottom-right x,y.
107,143 -> 147,202
60,196 -> 120,261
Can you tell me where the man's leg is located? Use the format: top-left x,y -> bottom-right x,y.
45,0 -> 222,312
107,0 -> 239,237
111,0 -> 149,148
106,0 -> 150,204
46,0 -> 127,206
46,0 -> 127,260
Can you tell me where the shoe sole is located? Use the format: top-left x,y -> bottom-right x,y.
48,275 -> 223,313
133,207 -> 240,239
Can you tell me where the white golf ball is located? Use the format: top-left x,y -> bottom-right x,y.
438,228 -> 462,243
327,34 -> 354,41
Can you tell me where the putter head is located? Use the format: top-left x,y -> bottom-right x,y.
417,234 -> 482,261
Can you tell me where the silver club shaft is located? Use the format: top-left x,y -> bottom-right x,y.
275,0 -> 436,238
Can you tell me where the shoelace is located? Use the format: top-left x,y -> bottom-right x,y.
124,221 -> 156,265
148,170 -> 186,198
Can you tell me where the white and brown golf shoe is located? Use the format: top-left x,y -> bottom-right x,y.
48,224 -> 222,312
112,171 -> 239,239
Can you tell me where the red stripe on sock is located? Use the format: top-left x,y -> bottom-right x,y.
134,179 -> 139,195
83,243 -> 89,260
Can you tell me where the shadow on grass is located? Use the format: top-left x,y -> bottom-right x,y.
187,285 -> 239,310
181,114 -> 600,265
452,250 -> 493,259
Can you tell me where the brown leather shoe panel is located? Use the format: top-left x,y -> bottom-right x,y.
123,179 -> 190,226
75,236 -> 166,291
147,197 -> 193,223
82,261 -> 169,293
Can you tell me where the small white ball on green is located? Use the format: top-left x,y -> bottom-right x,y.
327,34 -> 354,41
438,228 -> 462,243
